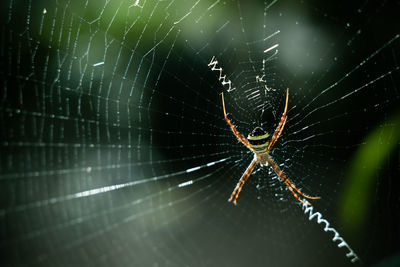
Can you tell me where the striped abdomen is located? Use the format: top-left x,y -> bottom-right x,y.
247,127 -> 269,153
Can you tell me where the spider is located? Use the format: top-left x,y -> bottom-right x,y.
222,88 -> 320,205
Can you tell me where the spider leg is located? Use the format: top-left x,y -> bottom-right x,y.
283,180 -> 307,205
269,116 -> 287,151
221,93 -> 251,149
229,158 -> 258,205
265,154 -> 319,205
267,88 -> 289,152
284,177 -> 321,200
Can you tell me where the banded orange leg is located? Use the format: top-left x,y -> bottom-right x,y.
228,158 -> 258,205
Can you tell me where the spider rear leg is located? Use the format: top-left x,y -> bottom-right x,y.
267,88 -> 289,152
221,93 -> 252,149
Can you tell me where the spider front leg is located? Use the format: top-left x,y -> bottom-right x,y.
283,178 -> 320,204
265,154 -> 320,205
229,158 -> 258,205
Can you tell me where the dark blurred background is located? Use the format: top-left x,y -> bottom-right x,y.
1,0 -> 399,266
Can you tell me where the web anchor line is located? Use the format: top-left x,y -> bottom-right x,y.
208,56 -> 236,92
301,200 -> 360,263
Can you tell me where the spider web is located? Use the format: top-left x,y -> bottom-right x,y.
1,0 -> 399,266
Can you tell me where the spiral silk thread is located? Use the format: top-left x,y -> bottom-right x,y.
301,200 -> 360,263
208,56 -> 236,92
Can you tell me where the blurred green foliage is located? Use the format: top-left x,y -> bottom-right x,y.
340,109 -> 400,235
